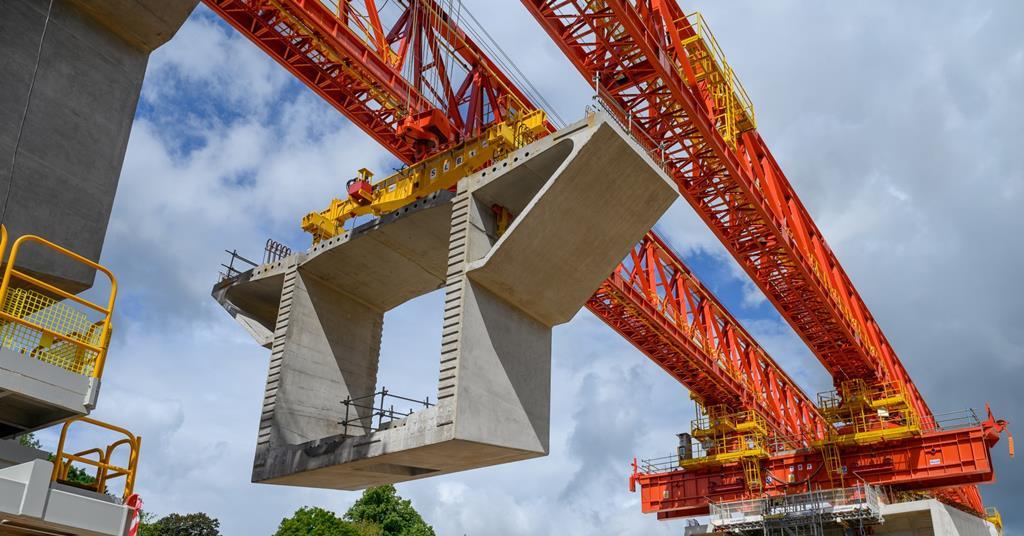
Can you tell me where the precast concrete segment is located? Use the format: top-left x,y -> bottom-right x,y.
0,0 -> 196,293
877,499 -> 998,536
213,112 -> 678,489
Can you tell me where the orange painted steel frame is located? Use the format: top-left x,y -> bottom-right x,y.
519,0 -> 929,418
520,0 -> 984,512
205,0 -> 549,164
635,426 -> 994,518
589,233 -> 826,443
204,0 -> 996,516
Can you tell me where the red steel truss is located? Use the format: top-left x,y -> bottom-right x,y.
633,423 -> 996,518
204,0 -> 546,163
520,0 -> 930,421
520,0 -> 997,514
589,233 -> 826,442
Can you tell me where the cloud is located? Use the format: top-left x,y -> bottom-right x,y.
51,1 -> 1023,534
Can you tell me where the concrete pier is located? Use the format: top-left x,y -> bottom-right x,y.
214,112 -> 679,489
0,0 -> 197,293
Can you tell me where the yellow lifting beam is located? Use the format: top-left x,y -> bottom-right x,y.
302,109 -> 548,243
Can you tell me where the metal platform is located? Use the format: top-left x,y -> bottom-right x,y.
0,348 -> 99,437
685,487 -> 998,536
708,484 -> 883,535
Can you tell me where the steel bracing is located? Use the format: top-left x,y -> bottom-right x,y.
589,232 -> 827,443
205,0 -> 549,163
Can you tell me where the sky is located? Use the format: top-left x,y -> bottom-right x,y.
32,1 -> 1023,534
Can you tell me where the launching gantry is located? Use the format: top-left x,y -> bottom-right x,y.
205,0 -> 1011,531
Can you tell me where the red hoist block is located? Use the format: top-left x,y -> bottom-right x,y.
347,178 -> 373,205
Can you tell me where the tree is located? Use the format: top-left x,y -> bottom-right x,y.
275,506 -> 379,536
138,512 -> 221,536
344,486 -> 435,536
17,432 -> 42,449
13,432 -> 98,490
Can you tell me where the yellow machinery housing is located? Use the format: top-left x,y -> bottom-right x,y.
817,379 -> 922,447
814,379 -> 923,485
681,405 -> 771,492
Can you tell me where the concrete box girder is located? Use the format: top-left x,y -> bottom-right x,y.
214,112 -> 678,489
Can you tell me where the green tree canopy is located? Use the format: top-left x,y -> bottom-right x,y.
17,432 -> 41,449
344,485 -> 435,536
139,512 -> 221,536
275,506 -> 379,536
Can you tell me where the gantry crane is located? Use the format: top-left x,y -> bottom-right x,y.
203,0 -> 1009,523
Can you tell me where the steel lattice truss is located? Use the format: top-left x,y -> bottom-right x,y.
521,0 -> 983,513
206,0 -> 545,163
588,233 -> 826,443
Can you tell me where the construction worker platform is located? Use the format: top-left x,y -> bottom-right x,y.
213,112 -> 677,489
0,348 -> 99,437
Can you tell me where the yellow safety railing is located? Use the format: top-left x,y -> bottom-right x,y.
676,12 -> 757,147
816,379 -> 921,447
52,416 -> 141,501
682,405 -> 770,470
0,231 -> 117,378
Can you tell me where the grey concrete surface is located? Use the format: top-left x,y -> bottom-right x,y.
0,459 -> 130,536
214,112 -> 678,489
0,440 -> 47,471
0,0 -> 196,293
683,499 -> 998,536
876,499 -> 998,536
0,348 -> 98,438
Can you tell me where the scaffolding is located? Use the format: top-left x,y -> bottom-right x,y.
708,483 -> 884,535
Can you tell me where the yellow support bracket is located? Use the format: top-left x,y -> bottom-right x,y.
302,110 -> 548,243
986,507 -> 1003,536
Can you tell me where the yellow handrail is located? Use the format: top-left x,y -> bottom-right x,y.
0,225 -> 7,267
0,234 -> 117,378
52,416 -> 141,501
